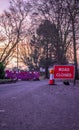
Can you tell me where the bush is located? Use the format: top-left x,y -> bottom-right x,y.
0,62 -> 5,79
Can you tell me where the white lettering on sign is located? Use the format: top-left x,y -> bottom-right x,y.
56,73 -> 72,77
59,68 -> 70,72
54,65 -> 74,79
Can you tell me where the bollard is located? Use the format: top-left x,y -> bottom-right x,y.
49,69 -> 55,85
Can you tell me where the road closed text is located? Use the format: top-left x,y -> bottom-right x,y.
54,65 -> 75,79
56,73 -> 72,78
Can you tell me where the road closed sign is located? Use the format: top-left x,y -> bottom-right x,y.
54,65 -> 75,79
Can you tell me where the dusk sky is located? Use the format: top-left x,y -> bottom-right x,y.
0,0 -> 9,13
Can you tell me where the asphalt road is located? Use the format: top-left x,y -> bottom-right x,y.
0,80 -> 79,130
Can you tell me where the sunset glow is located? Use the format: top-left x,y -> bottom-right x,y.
0,0 -> 9,13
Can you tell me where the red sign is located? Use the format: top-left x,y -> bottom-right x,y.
54,65 -> 75,79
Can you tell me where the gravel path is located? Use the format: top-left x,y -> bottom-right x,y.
0,80 -> 79,130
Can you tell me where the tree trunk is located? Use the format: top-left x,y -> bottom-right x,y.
45,43 -> 49,78
72,19 -> 78,79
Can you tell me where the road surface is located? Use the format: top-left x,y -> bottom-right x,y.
0,80 -> 79,130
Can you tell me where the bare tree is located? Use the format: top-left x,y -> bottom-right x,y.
29,0 -> 72,64
30,0 -> 79,66
64,0 -> 79,78
0,0 -> 32,65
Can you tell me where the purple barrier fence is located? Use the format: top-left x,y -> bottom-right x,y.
5,70 -> 40,80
